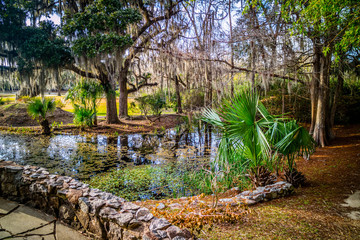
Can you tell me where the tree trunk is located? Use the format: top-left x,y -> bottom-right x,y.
310,41 -> 321,134
329,59 -> 344,131
204,62 -> 213,107
282,80 -> 285,115
118,72 -> 128,118
228,0 -> 234,95
312,52 -> 331,147
249,40 -> 256,89
54,68 -> 62,96
104,76 -> 120,124
40,119 -> 51,135
175,75 -> 183,114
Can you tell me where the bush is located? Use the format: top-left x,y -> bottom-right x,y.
73,105 -> 94,127
135,91 -> 167,117
55,99 -> 66,109
182,90 -> 205,111
17,96 -> 31,103
66,78 -> 103,127
0,97 -> 5,105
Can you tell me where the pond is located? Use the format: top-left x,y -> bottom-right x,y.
0,125 -> 219,190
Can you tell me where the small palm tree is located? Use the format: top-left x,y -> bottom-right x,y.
202,89 -> 277,187
202,89 -> 314,188
269,120 -> 314,187
27,98 -> 56,135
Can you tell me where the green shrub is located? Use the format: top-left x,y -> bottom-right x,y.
66,78 -> 103,127
18,96 -> 31,103
54,99 -> 66,109
182,89 -> 204,110
135,91 -> 167,117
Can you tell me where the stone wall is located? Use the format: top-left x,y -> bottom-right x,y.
0,160 -> 194,240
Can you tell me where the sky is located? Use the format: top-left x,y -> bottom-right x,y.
26,14 -> 61,26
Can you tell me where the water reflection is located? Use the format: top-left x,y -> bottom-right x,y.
0,125 -> 219,180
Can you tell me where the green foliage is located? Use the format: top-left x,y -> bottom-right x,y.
0,97 -> 5,105
54,99 -> 65,109
27,97 -> 56,121
18,96 -> 32,103
73,106 -> 94,127
135,91 -> 167,117
66,78 -> 103,127
281,0 -> 360,59
88,164 -> 206,201
0,0 -> 71,73
202,89 -> 315,188
63,0 -> 142,57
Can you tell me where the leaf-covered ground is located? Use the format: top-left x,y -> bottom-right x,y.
201,124 -> 360,239
139,124 -> 360,239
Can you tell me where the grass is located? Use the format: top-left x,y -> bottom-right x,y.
0,93 -> 177,116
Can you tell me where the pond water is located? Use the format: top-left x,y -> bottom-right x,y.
0,126 -> 219,181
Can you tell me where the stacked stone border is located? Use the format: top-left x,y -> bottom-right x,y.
219,181 -> 295,206
0,160 -> 194,240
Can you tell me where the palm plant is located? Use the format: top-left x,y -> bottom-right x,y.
268,120 -> 315,187
202,90 -> 277,187
27,98 -> 56,135
66,78 -> 103,128
202,89 -> 314,188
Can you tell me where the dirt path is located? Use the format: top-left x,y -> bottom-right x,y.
197,124 -> 360,239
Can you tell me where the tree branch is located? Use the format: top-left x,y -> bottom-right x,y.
128,82 -> 158,94
64,64 -> 99,79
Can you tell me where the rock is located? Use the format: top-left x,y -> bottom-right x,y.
252,193 -> 264,202
99,207 -> 118,218
107,221 -> 123,239
5,166 -> 23,173
122,202 -> 141,211
106,200 -> 122,209
156,202 -> 166,210
66,189 -> 83,204
136,207 -> 154,222
270,190 -> 278,199
157,230 -> 168,238
172,237 -> 187,240
243,199 -> 257,205
89,199 -> 106,215
59,205 -> 75,221
29,182 -> 47,194
76,208 -> 90,229
150,218 -> 171,232
169,203 -> 182,209
219,198 -> 235,203
128,219 -> 142,229
116,212 -> 134,227
167,226 -> 187,239
30,173 -> 40,179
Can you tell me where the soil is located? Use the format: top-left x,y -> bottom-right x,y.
0,103 -> 183,135
0,103 -> 73,127
138,124 -> 360,239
